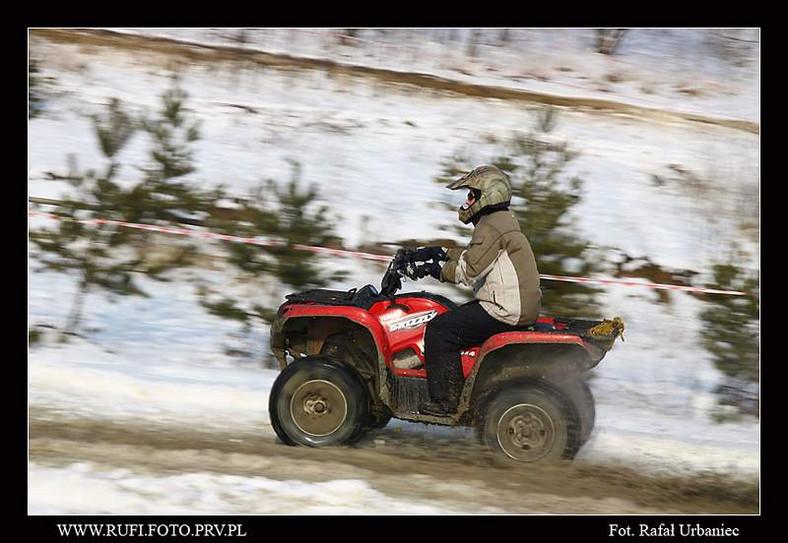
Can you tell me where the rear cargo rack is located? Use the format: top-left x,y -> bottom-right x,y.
535,316 -> 625,352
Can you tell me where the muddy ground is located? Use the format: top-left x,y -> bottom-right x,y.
29,408 -> 757,515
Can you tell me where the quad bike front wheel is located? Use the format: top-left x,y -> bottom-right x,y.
479,387 -> 570,463
269,357 -> 370,447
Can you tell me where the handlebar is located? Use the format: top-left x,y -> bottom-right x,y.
380,247 -> 446,296
380,248 -> 411,297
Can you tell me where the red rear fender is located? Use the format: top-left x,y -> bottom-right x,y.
477,331 -> 589,360
469,330 -> 603,376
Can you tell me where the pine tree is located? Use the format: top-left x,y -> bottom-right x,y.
199,161 -> 346,329
29,59 -> 44,119
500,107 -> 602,317
30,88 -> 214,340
699,262 -> 759,415
115,84 -> 215,226
29,57 -> 58,119
435,107 -> 601,317
114,83 -> 219,276
265,162 -> 346,290
30,98 -> 145,339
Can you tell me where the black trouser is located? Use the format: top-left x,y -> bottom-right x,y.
423,300 -> 515,409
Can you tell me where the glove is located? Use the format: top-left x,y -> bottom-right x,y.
403,260 -> 421,280
403,260 -> 442,281
409,246 -> 448,263
420,260 -> 443,280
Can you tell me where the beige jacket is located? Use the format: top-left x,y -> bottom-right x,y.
441,210 -> 541,326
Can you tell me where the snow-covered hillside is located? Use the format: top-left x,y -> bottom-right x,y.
28,28 -> 760,515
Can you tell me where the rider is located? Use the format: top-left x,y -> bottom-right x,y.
407,164 -> 542,417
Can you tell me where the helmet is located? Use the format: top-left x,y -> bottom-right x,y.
446,164 -> 512,224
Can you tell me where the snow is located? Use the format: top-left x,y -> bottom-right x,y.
30,462 -> 484,515
106,28 -> 760,123
28,28 -> 760,514
32,464 -> 494,515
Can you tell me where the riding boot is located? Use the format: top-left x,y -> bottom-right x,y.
419,400 -> 456,417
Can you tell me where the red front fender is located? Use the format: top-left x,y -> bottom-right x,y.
271,304 -> 391,365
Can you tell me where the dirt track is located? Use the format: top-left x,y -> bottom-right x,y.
29,408 -> 757,515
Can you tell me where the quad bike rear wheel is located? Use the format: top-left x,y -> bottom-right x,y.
563,377 -> 596,454
537,374 -> 596,457
479,387 -> 571,463
269,357 -> 370,447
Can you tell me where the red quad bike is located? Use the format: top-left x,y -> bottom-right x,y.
269,249 -> 625,464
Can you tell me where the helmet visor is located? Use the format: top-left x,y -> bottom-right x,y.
446,170 -> 476,191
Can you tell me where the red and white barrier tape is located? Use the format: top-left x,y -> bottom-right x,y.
28,210 -> 392,261
537,274 -> 749,297
29,210 -> 752,296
